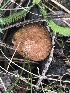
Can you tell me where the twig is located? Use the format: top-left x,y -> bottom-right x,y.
0,55 -> 35,63
0,7 -> 29,10
42,34 -> 55,76
27,0 -> 31,7
51,0 -> 70,14
43,3 -> 70,27
1,17 -> 70,32
0,42 -> 14,50
0,0 -> 3,6
6,42 -> 21,72
0,77 -> 7,92
10,0 -> 42,17
2,18 -> 47,31
62,20 -> 70,27
0,65 -> 39,89
43,4 -> 56,14
0,49 -> 40,78
52,18 -> 70,20
47,1 -> 59,11
36,32 -> 56,87
43,77 -> 70,84
3,0 -> 16,14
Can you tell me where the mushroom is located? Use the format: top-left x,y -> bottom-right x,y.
12,23 -> 52,61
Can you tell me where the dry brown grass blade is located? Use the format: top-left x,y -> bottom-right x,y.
51,0 -> 70,14
62,20 -> 70,27
42,3 -> 70,27
6,42 -> 21,72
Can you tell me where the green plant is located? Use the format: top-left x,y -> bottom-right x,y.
0,0 -> 10,9
48,20 -> 70,35
0,4 -> 33,34
1,0 -> 70,35
0,6 -> 32,25
3,60 -> 27,93
38,4 -> 48,18
58,88 -> 64,93
4,68 -> 23,93
24,59 -> 32,93
33,0 -> 41,4
38,2 -> 70,35
0,28 -> 3,33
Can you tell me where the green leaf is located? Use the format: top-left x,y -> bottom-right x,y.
1,5 -> 33,25
48,20 -> 70,35
33,0 -> 41,4
0,18 -> 5,25
0,0 -> 10,9
58,88 -> 64,93
38,4 -> 48,18
38,3 -> 70,36
0,28 -> 4,34
4,72 -> 22,93
4,67 -> 23,93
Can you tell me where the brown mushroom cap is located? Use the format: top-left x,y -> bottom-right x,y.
12,23 -> 52,61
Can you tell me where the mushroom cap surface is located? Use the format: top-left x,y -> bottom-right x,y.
12,23 -> 52,61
